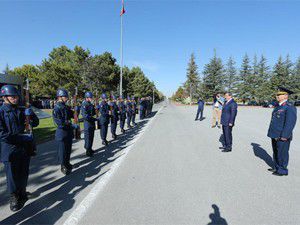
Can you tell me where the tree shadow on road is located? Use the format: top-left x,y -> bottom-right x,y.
251,143 -> 274,168
0,112 -> 156,225
207,204 -> 228,225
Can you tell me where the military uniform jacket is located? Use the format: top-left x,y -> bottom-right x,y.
132,101 -> 138,114
81,100 -> 96,129
118,102 -> 126,120
109,102 -> 119,122
0,103 -> 39,162
53,101 -> 74,141
99,101 -> 110,125
267,102 -> 297,140
126,102 -> 134,115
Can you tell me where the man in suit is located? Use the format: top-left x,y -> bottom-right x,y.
195,98 -> 205,121
267,87 -> 297,176
220,92 -> 238,152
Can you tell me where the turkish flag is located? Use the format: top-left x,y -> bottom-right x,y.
120,0 -> 126,16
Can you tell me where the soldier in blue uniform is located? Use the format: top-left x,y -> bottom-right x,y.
267,87 -> 297,176
0,85 -> 39,211
126,96 -> 133,128
53,88 -> 79,175
98,94 -> 110,146
118,96 -> 126,134
139,97 -> 146,120
110,95 -> 119,140
81,92 -> 97,157
195,98 -> 205,121
131,97 -> 137,126
126,96 -> 133,129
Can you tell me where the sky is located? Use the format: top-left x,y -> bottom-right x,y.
1,0 -> 300,97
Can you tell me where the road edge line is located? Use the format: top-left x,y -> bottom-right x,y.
63,105 -> 164,225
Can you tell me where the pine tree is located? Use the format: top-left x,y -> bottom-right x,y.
225,56 -> 238,93
202,50 -> 225,100
184,53 -> 200,103
237,54 -> 253,102
269,56 -> 288,92
291,57 -> 300,98
256,55 -> 271,102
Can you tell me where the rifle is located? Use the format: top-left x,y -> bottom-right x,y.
25,78 -> 37,156
95,90 -> 100,129
73,87 -> 81,139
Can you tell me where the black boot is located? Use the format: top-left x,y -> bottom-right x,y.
121,129 -> 125,134
10,193 -> 22,212
112,134 -> 117,140
19,190 -> 28,208
61,165 -> 71,175
102,140 -> 108,146
86,149 -> 94,157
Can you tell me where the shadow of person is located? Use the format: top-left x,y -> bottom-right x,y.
0,115 -> 153,224
251,143 -> 274,168
200,117 -> 206,121
207,204 -> 228,225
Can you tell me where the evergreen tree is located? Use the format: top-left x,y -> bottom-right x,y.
291,57 -> 300,98
184,53 -> 200,102
237,54 -> 253,102
269,56 -> 289,92
202,50 -> 225,100
256,55 -> 271,102
224,56 -> 237,93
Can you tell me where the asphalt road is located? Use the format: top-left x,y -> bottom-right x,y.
1,101 -> 300,225
80,102 -> 300,225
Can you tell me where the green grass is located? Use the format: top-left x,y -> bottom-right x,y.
33,110 -> 84,144
34,117 -> 57,144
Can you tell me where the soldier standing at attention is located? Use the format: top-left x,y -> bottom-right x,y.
126,96 -> 133,128
81,92 -> 96,157
267,87 -> 297,176
139,97 -> 146,120
110,95 -> 119,140
131,97 -> 137,126
53,88 -> 79,175
98,94 -> 110,146
0,85 -> 39,211
118,96 -> 126,134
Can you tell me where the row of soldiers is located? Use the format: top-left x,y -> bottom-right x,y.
0,85 -> 153,212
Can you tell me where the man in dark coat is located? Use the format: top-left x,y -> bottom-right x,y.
220,92 -> 238,152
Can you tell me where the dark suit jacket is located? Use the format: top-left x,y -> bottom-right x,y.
221,99 -> 238,126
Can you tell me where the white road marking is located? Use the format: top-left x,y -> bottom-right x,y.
63,106 -> 164,225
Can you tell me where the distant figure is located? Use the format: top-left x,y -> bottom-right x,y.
267,87 -> 297,176
212,93 -> 224,128
195,98 -> 205,121
220,92 -> 237,152
207,204 -> 228,225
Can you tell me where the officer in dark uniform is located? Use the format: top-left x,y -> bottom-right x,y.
118,96 -> 126,134
53,88 -> 78,175
0,85 -> 39,211
195,98 -> 205,121
131,97 -> 137,126
110,95 -> 119,140
81,92 -> 96,157
139,97 -> 146,120
145,97 -> 150,117
98,94 -> 110,146
126,96 -> 133,128
267,87 -> 297,176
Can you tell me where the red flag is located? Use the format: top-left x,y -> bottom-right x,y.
120,0 -> 125,16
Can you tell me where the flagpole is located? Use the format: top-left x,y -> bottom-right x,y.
120,13 -> 123,97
